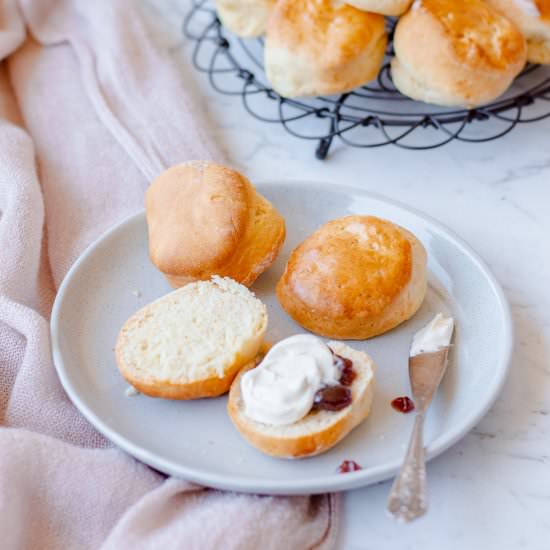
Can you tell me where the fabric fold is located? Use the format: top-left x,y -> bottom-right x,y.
18,0 -> 221,181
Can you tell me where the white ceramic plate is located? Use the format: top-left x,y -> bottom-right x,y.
51,182 -> 513,495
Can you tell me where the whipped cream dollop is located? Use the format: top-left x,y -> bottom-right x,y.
410,313 -> 454,356
241,334 -> 340,426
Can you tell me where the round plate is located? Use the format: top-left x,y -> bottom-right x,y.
51,182 -> 513,495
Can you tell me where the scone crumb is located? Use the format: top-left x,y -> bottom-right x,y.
131,290 -> 142,298
125,386 -> 140,397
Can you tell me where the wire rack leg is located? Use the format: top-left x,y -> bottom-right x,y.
315,107 -> 340,159
316,135 -> 333,160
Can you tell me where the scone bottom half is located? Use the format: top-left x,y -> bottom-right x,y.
145,161 -> 286,289
228,339 -> 376,459
276,215 -> 428,340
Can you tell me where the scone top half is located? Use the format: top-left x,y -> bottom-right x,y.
392,0 -> 527,107
116,277 -> 268,400
276,215 -> 427,340
146,161 -> 285,288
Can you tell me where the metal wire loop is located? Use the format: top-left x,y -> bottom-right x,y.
184,0 -> 550,159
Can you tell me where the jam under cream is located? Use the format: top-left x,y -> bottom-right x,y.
241,335 -> 341,426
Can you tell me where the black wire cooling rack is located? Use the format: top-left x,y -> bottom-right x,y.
183,0 -> 550,159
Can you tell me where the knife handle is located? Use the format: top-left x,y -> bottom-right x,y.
387,413 -> 427,522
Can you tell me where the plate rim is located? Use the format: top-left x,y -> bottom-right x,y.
50,181 -> 514,495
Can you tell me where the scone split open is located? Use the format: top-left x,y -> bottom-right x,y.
228,337 -> 376,458
115,277 -> 268,400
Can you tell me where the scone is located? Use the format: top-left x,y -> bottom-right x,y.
214,0 -> 275,38
146,161 -> 285,288
391,0 -> 527,107
485,0 -> 550,64
265,0 -> 387,97
228,336 -> 376,458
276,216 -> 427,340
115,277 -> 267,399
345,0 -> 413,16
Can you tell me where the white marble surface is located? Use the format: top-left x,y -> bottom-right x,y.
142,2 -> 550,548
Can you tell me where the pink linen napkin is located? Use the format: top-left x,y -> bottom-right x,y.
0,0 -> 340,548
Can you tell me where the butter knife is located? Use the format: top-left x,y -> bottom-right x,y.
387,345 -> 452,522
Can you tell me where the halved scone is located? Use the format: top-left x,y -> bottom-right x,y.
115,277 -> 267,399
228,341 -> 375,458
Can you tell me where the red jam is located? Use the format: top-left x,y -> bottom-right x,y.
329,348 -> 356,386
391,396 -> 415,413
311,349 -> 355,412
337,460 -> 362,473
313,385 -> 352,411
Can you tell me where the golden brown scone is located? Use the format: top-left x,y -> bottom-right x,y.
346,0 -> 413,16
116,277 -> 268,400
228,342 -> 375,458
391,0 -> 527,107
214,0 -> 275,38
485,0 -> 550,64
265,0 -> 387,97
146,161 -> 285,288
276,216 -> 427,340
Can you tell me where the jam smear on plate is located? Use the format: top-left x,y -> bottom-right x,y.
391,396 -> 415,413
338,460 -> 362,474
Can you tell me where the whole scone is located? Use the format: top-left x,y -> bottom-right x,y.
214,0 -> 275,38
265,0 -> 387,97
391,0 -> 527,107
345,0 -> 413,16
485,0 -> 550,64
276,216 -> 427,340
146,161 -> 286,288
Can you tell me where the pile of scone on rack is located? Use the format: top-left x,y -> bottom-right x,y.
115,161 -> 430,459
214,0 -> 550,107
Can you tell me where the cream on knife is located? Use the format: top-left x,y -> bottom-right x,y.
387,313 -> 455,522
410,313 -> 454,357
